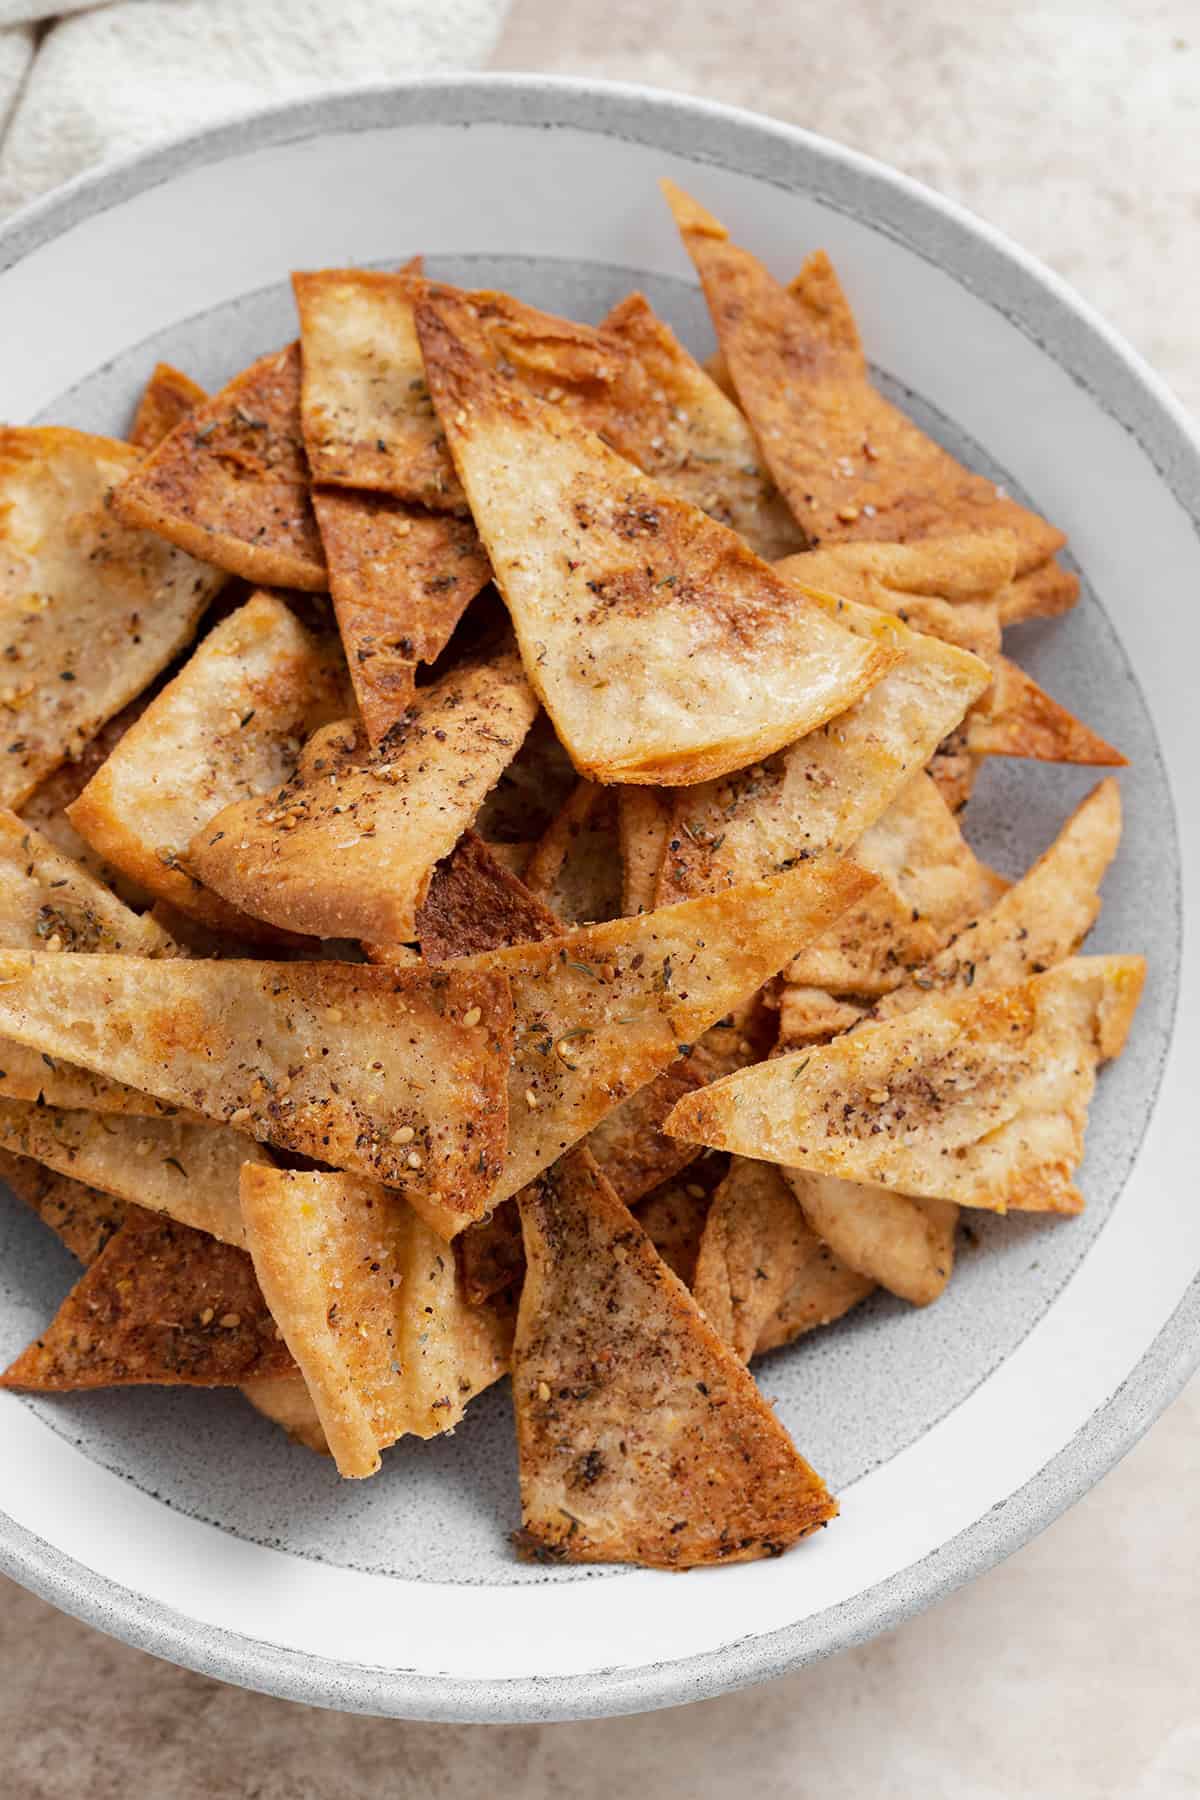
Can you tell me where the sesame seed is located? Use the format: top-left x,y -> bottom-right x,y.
524,1088 -> 539,1110
198,1307 -> 214,1326
218,1313 -> 241,1329
455,408 -> 468,426
230,1106 -> 252,1125
394,1124 -> 415,1144
537,1380 -> 551,1401
462,1005 -> 482,1029
406,1150 -> 423,1171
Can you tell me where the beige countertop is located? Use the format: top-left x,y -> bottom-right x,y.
3,4 -> 1197,1794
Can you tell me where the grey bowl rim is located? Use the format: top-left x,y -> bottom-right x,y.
0,71 -> 1194,1724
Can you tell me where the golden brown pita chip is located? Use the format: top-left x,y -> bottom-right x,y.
240,1373 -> 330,1454
782,1171 -> 957,1308
188,643 -> 537,943
415,285 -> 896,785
414,832 -> 561,963
754,1250 -> 875,1356
0,1147 -> 127,1264
240,1165 -> 513,1477
0,956 -> 513,1230
782,773 -> 1007,996
656,593 -> 990,903
20,699 -> 154,908
522,780 -> 622,925
311,488 -> 490,743
617,786 -> 671,915
776,985 -> 865,1046
965,655 -> 1125,766
0,428 -> 224,807
664,183 -> 1065,577
634,1155 -> 727,1287
776,533 -> 1018,609
1,1204 -> 295,1391
512,1147 -> 835,1567
111,345 -> 327,590
876,778 -> 1122,1016
666,956 -> 1146,1214
455,858 -> 870,1204
997,559 -> 1081,625
128,363 -> 207,452
693,1157 -> 835,1358
68,592 -> 346,937
293,269 -> 466,507
0,1101 -> 268,1245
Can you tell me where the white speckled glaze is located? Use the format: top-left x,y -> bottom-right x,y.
0,76 -> 1193,1722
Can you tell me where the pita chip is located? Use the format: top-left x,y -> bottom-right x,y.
997,559 -> 1081,626
68,592 -> 347,936
413,832 -> 561,964
634,1154 -> 728,1288
188,643 -> 537,943
128,363 -> 207,452
618,786 -> 671,915
414,284 -> 896,785
776,985 -> 865,1046
512,1147 -> 836,1567
663,182 -> 1065,577
240,1373 -> 330,1454
782,1172 -> 957,1308
776,533 -> 1018,610
666,955 -> 1146,1214
0,1147 -> 128,1265
522,780 -> 622,925
965,655 -> 1125,766
0,956 -> 513,1232
111,345 -> 327,590
754,1250 -> 876,1356
240,1165 -> 513,1477
0,428 -> 224,807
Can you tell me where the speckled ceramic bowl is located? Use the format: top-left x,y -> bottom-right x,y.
0,76 -> 1194,1722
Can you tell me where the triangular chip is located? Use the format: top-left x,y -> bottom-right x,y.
754,1250 -> 876,1356
617,786 -> 671,915
128,362 -> 207,452
294,268 -> 467,507
128,360 -> 206,450
776,533 -> 1018,609
996,559 -> 1081,625
782,773 -> 1007,996
414,285 -> 896,785
0,1100 -> 269,1245
454,858 -> 870,1204
965,655 -> 1125,765
656,591 -> 991,902
877,778 -> 1122,1016
0,956 -> 513,1230
512,1147 -> 835,1567
188,643 -> 537,942
0,1146 -> 128,1265
692,1157 -> 873,1358
111,345 -> 327,590
777,985 -> 865,1045
240,1373 -> 330,1455
0,428 -> 224,807
413,832 -> 560,964
68,592 -> 347,937
522,780 -> 622,925
782,1171 -> 958,1308
311,487 -> 490,742
19,698 -> 154,909
240,1165 -> 513,1477
666,956 -> 1146,1213
1,1204 -> 294,1391
663,183 -> 1065,576
634,1154 -> 728,1287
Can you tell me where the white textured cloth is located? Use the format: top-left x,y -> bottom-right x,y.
0,0 -> 511,218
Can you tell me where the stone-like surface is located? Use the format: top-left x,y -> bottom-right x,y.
2,3 -> 1198,1794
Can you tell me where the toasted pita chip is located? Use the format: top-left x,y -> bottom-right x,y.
782,773 -> 1007,996
777,985 -> 865,1046
997,559 -> 1081,625
1,1203 -> 294,1391
128,363 -> 207,452
754,1250 -> 876,1356
666,956 -> 1145,1213
111,345 -> 326,590
240,1374 -> 330,1454
188,644 -> 537,943
664,183 -> 1065,577
455,858 -> 869,1205
474,710 -> 578,852
0,1101 -> 268,1245
415,286 -> 895,785
522,781 -> 622,924
782,1172 -> 957,1307
67,593 -> 346,937
693,1158 -> 836,1358
311,488 -> 490,743
413,832 -> 561,963
617,786 -> 671,914
876,778 -> 1122,1016
0,1146 -> 127,1264
294,269 -> 466,507
891,594 -> 1003,662
20,699 -> 154,908
240,1165 -> 513,1477
965,655 -> 1125,766
635,1154 -> 727,1287
512,1147 -> 835,1567
0,428 -> 224,807
656,593 -> 990,903
0,956 -> 513,1230
776,534 -> 1018,609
